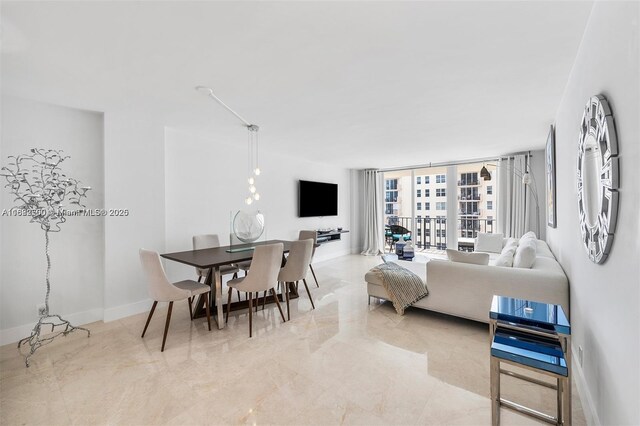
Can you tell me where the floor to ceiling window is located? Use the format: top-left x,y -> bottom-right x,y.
382,162 -> 496,252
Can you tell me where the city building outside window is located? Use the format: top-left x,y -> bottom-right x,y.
384,178 -> 399,217
487,200 -> 493,210
417,202 -> 422,211
417,189 -> 421,197
436,174 -> 446,183
459,172 -> 478,186
436,202 -> 446,210
425,202 -> 430,210
416,176 -> 421,184
425,188 -> 430,197
436,188 -> 446,197
487,185 -> 493,195
425,176 -> 430,184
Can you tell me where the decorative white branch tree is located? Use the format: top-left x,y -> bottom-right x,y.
1,148 -> 91,367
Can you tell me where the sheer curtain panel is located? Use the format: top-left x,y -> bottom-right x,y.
496,155 -> 527,238
361,169 -> 384,255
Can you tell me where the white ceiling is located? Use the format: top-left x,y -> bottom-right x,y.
1,1 -> 593,169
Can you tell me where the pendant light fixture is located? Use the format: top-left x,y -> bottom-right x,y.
196,86 -> 261,205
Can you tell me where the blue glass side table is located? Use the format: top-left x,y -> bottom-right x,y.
489,295 -> 572,425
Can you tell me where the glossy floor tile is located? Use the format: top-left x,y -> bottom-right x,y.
0,254 -> 586,425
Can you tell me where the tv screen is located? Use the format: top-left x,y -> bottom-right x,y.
299,180 -> 338,217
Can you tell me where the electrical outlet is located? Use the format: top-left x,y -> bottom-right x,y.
578,346 -> 584,367
36,304 -> 46,316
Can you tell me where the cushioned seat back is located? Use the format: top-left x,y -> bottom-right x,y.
139,249 -> 189,302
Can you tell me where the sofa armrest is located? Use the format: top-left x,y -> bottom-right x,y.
426,259 -> 569,318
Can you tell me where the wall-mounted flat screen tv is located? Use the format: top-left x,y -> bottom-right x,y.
298,180 -> 338,217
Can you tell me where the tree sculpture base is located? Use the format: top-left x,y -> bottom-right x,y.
17,313 -> 90,367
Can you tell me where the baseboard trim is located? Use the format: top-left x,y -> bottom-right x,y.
103,298 -> 152,322
0,308 -> 103,346
572,345 -> 601,426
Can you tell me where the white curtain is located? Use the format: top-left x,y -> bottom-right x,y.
496,155 -> 528,238
361,169 -> 384,256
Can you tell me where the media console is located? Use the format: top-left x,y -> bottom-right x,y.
316,229 -> 349,244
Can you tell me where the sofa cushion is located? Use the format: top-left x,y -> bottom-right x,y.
514,239 -> 537,268
519,231 -> 537,244
365,261 -> 426,286
504,238 -> 518,250
495,244 -> 517,267
446,249 -> 490,265
475,232 -> 504,253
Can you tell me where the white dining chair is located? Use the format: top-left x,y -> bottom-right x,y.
278,239 -> 315,320
193,234 -> 241,304
225,243 -> 285,337
139,249 -> 211,351
299,230 -> 319,287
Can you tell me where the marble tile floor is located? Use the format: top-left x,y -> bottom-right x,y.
0,254 -> 586,425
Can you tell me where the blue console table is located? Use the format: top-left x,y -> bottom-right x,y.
489,295 -> 572,425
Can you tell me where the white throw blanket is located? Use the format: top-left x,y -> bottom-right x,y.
372,262 -> 428,315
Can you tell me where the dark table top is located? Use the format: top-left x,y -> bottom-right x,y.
161,239 -> 293,268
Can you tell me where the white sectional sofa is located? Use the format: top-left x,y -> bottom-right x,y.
365,239 -> 569,323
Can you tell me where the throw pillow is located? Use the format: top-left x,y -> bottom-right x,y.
518,231 -> 537,244
503,238 -> 518,251
475,232 -> 504,253
495,245 -> 517,267
513,239 -> 537,268
446,249 -> 490,265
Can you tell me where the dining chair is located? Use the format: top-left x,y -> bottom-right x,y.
278,239 -> 315,320
139,249 -> 211,351
298,230 -> 319,287
193,234 -> 241,304
388,224 -> 412,252
230,233 -> 252,276
226,243 -> 286,337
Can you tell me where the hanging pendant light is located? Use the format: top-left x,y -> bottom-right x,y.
196,86 -> 262,205
246,124 -> 260,204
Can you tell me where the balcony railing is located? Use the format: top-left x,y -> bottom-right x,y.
458,194 -> 481,201
458,180 -> 479,186
386,216 -> 495,251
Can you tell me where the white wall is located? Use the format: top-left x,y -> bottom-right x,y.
103,109 -> 166,321
0,96 -> 105,342
164,127 -> 352,282
546,3 -> 639,425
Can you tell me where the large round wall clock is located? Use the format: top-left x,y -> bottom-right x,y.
577,95 -> 619,264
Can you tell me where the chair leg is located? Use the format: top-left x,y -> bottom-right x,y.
309,264 -> 319,287
187,297 -> 193,320
285,282 -> 291,321
233,272 -> 238,279
302,278 -> 315,309
141,301 -> 158,338
262,290 -> 267,311
237,289 -> 242,302
226,287 -> 233,323
271,288 -> 286,323
248,292 -> 253,338
204,292 -> 211,331
161,301 -> 174,352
